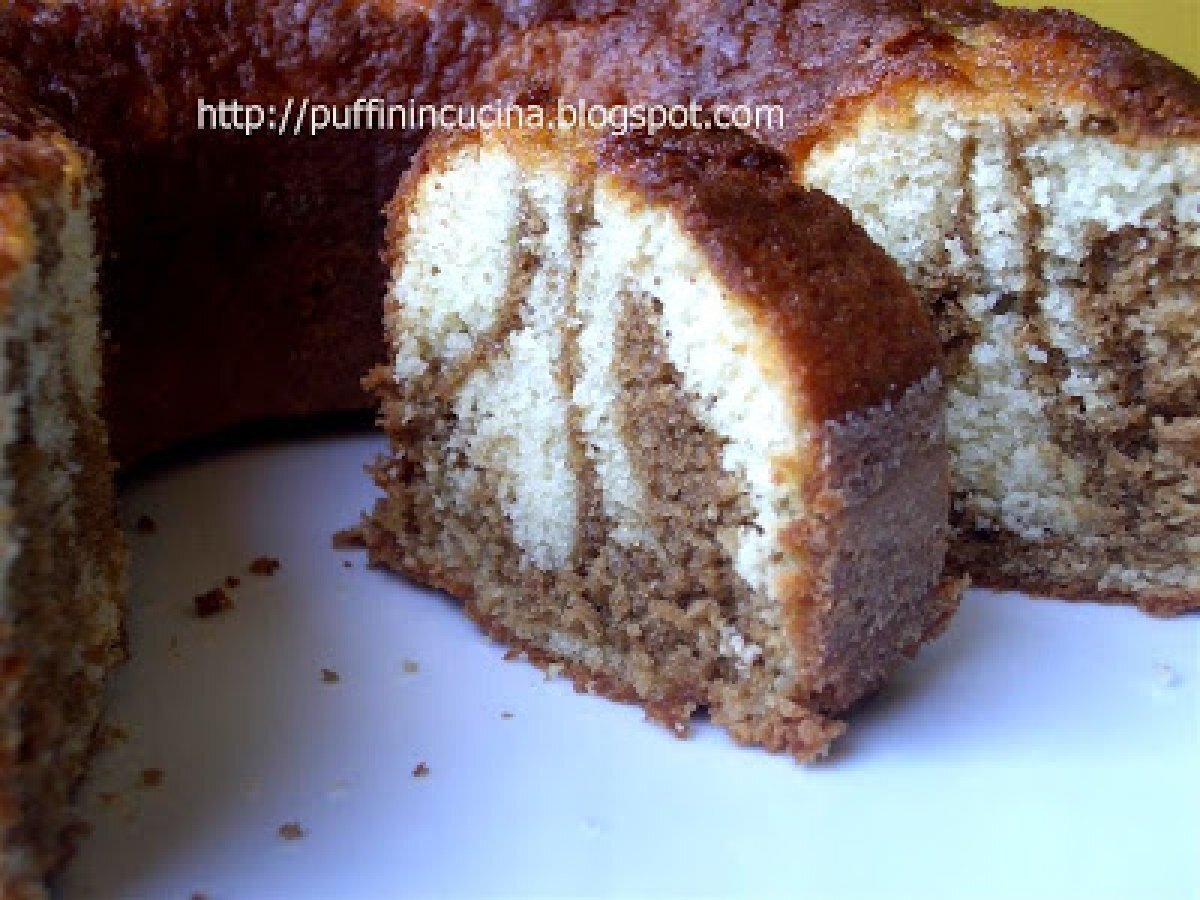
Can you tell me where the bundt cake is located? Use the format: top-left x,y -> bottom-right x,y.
360,118 -> 958,760
0,63 -> 125,899
0,0 -> 1195,893
472,0 -> 1200,614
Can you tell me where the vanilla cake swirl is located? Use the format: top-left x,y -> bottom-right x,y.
361,121 -> 961,761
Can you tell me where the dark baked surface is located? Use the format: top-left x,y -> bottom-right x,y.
474,0 -> 1200,153
926,0 -> 1200,137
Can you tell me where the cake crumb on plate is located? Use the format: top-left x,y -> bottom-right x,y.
331,527 -> 365,549
134,515 -> 156,534
412,762 -> 430,778
194,587 -> 233,618
321,668 -> 340,684
278,821 -> 306,841
249,556 -> 281,576
140,768 -> 164,787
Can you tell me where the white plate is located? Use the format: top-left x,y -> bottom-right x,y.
59,434 -> 1199,900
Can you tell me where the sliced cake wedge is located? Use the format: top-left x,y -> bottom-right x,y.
362,120 -> 961,760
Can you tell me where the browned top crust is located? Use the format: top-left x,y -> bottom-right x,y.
7,0 -> 1197,152
472,0 -> 1200,157
926,0 -> 1200,136
0,0 -> 609,147
593,125 -> 940,421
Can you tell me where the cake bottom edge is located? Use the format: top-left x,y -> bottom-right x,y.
360,522 -> 969,763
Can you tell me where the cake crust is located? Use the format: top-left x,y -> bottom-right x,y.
474,0 -> 1200,153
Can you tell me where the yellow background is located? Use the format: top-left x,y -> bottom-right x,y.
1001,0 -> 1198,73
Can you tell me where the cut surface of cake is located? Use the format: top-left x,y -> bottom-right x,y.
362,120 -> 961,760
0,64 -> 126,900
473,0 -> 1200,614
